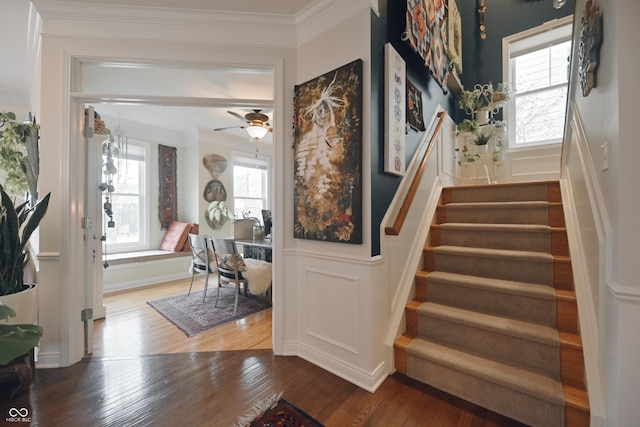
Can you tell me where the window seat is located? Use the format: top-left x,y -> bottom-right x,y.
104,249 -> 191,266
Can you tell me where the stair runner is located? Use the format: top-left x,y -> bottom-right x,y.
394,181 -> 590,426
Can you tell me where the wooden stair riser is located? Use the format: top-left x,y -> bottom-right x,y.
549,203 -> 566,227
554,257 -> 574,291
393,335 -> 411,375
425,248 -> 554,285
414,273 -> 428,302
557,292 -> 580,334
560,332 -> 587,390
551,228 -> 570,256
404,301 -> 421,337
564,386 -> 591,427
425,277 -> 556,327
416,311 -> 560,378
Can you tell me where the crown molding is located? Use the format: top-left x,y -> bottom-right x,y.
32,0 -> 299,49
296,0 -> 375,47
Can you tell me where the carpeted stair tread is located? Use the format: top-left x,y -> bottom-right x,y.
425,271 -> 557,326
429,245 -> 554,285
439,201 -> 550,225
435,223 -> 551,252
432,245 -> 553,263
426,271 -> 556,298
443,182 -> 553,203
417,302 -> 560,347
406,337 -> 564,404
439,222 -> 551,232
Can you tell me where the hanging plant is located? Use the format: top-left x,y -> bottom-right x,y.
0,112 -> 40,202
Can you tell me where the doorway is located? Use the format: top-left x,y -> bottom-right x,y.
74,59 -> 277,358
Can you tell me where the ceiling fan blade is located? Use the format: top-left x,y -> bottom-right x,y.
213,125 -> 243,131
227,111 -> 249,123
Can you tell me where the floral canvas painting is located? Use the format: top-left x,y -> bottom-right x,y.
293,59 -> 363,244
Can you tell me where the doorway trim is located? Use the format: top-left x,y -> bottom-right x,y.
58,52 -> 285,367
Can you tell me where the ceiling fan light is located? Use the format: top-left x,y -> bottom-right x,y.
553,0 -> 567,9
246,125 -> 268,139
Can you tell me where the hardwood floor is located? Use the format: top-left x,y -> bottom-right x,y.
92,277 -> 273,357
0,278 -> 526,426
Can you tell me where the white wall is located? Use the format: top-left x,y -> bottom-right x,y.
563,0 -> 640,425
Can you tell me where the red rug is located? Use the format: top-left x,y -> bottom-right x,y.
234,392 -> 324,427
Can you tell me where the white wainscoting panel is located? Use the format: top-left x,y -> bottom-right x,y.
304,268 -> 360,354
510,153 -> 561,179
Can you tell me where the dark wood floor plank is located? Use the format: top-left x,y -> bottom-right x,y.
1,280 -> 528,426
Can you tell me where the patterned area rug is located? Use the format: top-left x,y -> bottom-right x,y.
233,392 -> 324,427
147,286 -> 271,337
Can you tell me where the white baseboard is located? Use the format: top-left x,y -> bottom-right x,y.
297,342 -> 388,393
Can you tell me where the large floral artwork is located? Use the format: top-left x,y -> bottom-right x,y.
293,59 -> 363,244
404,0 -> 450,90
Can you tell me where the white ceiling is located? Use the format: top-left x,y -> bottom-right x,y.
0,0 -> 318,142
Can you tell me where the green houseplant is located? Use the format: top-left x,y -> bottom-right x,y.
0,186 -> 50,297
0,112 -> 39,203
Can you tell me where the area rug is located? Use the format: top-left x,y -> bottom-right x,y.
147,286 -> 271,337
233,392 -> 324,427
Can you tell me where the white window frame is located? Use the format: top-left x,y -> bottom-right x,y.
503,16 -> 573,149
104,140 -> 150,253
232,154 -> 270,221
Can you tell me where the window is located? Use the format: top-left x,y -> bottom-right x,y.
503,17 -> 573,148
233,156 -> 268,220
104,141 -> 149,252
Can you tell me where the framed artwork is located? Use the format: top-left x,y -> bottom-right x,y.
404,0 -> 450,90
446,0 -> 462,74
579,0 -> 603,97
385,43 -> 406,176
293,59 -> 363,244
158,144 -> 177,229
406,78 -> 425,132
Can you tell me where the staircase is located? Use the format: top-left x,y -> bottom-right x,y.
394,181 -> 590,426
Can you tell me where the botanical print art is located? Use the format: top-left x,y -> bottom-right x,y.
293,59 -> 363,244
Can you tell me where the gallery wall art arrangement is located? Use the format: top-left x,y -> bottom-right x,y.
293,59 -> 363,244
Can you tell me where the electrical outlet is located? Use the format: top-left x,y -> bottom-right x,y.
601,142 -> 609,171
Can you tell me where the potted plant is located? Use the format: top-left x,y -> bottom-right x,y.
0,186 -> 50,321
0,301 -> 43,398
458,82 -> 511,125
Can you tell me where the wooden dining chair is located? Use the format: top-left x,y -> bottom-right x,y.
209,238 -> 248,316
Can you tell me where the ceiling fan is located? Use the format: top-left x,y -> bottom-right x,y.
214,110 -> 272,140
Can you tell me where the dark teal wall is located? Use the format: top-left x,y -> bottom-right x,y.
459,0 -> 574,92
370,0 -> 574,256
370,0 -> 456,256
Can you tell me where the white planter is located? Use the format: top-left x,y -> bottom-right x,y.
0,284 -> 39,325
476,110 -> 490,125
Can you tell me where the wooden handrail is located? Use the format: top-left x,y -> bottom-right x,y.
385,111 -> 447,236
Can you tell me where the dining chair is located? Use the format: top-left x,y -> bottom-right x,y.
210,237 -> 248,316
187,233 -> 215,302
